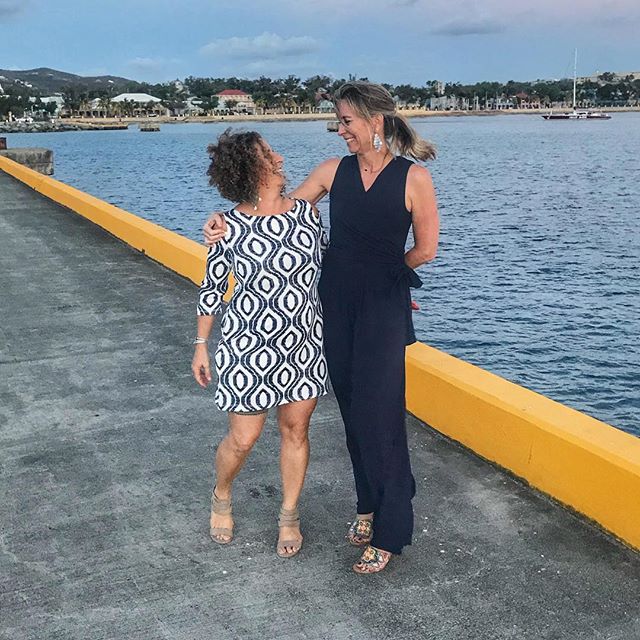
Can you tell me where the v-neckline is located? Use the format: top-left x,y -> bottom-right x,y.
357,155 -> 395,194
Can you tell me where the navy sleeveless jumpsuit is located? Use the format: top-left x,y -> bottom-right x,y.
319,154 -> 422,555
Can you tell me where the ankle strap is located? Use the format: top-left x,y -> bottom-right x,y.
211,489 -> 232,515
278,506 -> 300,527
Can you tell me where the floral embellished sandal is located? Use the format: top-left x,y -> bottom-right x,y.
277,506 -> 303,558
347,515 -> 373,546
353,545 -> 392,574
209,488 -> 234,545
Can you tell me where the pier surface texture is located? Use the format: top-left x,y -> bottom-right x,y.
1,171 -> 639,640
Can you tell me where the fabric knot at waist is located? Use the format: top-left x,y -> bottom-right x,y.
325,245 -> 423,290
391,262 -> 423,290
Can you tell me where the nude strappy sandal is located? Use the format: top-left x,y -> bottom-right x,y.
276,506 -> 303,558
210,488 -> 234,545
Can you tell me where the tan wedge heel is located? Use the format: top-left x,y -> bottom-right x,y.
276,506 -> 303,558
210,488 -> 234,545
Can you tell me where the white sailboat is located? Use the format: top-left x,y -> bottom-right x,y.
542,50 -> 612,120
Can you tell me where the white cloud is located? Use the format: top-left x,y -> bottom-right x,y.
127,57 -> 181,72
124,57 -> 182,82
200,32 -> 321,61
431,18 -> 507,36
128,57 -> 163,72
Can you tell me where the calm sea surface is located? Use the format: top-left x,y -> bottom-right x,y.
7,114 -> 640,436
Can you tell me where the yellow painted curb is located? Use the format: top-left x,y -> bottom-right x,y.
406,342 -> 640,549
2,155 -> 638,550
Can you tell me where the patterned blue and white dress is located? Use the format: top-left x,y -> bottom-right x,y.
197,198 -> 328,412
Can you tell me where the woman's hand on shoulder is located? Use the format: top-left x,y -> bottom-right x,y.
290,157 -> 341,204
203,211 -> 228,246
406,164 -> 439,265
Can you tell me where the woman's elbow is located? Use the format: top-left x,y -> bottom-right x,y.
418,245 -> 438,264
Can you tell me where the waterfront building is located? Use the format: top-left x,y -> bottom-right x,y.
514,92 -> 542,109
101,93 -> 167,118
394,95 -> 422,110
111,93 -> 163,106
313,89 -> 333,114
484,95 -> 516,110
429,95 -> 470,111
214,89 -> 255,114
316,99 -> 334,113
29,94 -> 65,116
184,97 -> 204,116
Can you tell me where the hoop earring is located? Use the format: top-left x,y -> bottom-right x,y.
373,132 -> 382,152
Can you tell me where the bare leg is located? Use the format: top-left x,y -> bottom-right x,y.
277,397 -> 317,554
210,411 -> 267,541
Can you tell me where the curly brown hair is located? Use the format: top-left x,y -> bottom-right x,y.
206,129 -> 273,204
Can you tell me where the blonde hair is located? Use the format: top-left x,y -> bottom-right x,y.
333,81 -> 436,161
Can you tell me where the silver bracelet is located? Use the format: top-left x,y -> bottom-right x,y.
193,336 -> 208,345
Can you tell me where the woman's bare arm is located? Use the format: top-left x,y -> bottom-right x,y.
289,157 -> 341,204
203,158 -> 341,246
192,316 -> 214,388
404,164 -> 439,269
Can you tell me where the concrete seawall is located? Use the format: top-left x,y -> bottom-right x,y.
1,153 -> 638,552
0,147 -> 53,174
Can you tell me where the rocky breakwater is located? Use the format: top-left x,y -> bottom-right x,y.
0,121 -> 128,133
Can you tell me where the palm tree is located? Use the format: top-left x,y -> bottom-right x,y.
98,95 -> 112,118
253,95 -> 267,115
202,95 -> 219,115
119,98 -> 135,117
62,88 -> 82,117
145,101 -> 157,117
77,92 -> 90,117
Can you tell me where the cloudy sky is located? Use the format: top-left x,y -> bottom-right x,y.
1,0 -> 639,84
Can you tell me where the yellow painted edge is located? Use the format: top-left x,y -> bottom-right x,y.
0,154 -> 240,298
0,153 -> 48,191
406,342 -> 640,550
2,156 -> 638,550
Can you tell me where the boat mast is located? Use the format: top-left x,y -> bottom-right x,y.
573,48 -> 577,110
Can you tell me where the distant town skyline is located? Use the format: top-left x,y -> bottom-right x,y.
1,0 -> 639,85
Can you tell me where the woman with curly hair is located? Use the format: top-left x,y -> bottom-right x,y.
192,129 -> 328,558
204,81 -> 439,574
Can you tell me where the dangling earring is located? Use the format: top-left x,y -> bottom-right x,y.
373,132 -> 382,153
253,196 -> 262,211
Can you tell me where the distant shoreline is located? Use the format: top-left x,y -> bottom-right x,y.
3,106 -> 638,134
68,106 -> 640,125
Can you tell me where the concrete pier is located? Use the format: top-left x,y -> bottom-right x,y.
1,170 -> 639,640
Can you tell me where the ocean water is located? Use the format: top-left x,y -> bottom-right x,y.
6,114 -> 640,436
